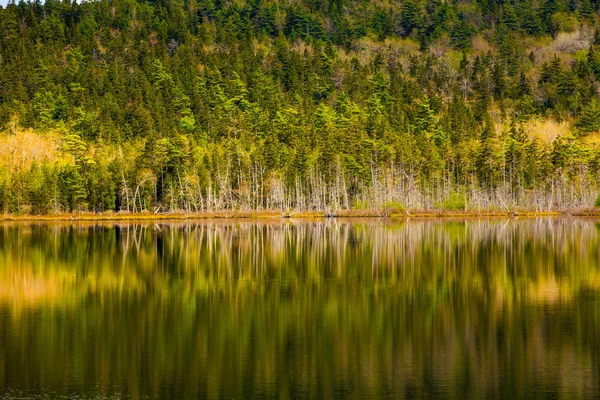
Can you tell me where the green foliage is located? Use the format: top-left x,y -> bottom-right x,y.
352,200 -> 371,210
61,167 -> 88,211
577,100 -> 600,133
441,193 -> 467,211
383,201 -> 406,215
0,0 -> 598,213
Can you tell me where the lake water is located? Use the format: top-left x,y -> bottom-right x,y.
0,218 -> 599,399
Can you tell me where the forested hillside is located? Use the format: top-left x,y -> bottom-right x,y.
1,0 -> 600,214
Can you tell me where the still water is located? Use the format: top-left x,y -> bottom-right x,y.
0,218 -> 599,399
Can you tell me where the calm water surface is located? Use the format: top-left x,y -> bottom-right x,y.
0,218 -> 599,399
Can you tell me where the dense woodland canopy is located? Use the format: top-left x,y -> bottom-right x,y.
2,0 -> 600,213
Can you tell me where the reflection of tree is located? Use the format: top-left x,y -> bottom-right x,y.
0,219 -> 599,398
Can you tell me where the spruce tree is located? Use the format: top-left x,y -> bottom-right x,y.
579,0 -> 595,23
502,4 -> 520,32
577,99 -> 600,133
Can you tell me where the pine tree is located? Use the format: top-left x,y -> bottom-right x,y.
518,72 -> 532,96
502,4 -> 520,32
400,0 -> 422,37
541,0 -> 564,34
519,0 -> 542,35
507,120 -> 528,189
451,17 -> 474,50
588,46 -> 600,77
579,0 -> 595,23
476,116 -> 502,189
413,95 -> 437,133
492,62 -> 506,99
62,167 -> 87,211
577,99 -> 600,133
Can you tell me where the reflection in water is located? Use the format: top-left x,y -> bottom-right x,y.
0,219 -> 599,398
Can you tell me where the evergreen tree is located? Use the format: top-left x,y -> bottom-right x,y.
577,99 -> 600,133
0,0 -> 597,213
579,0 -> 595,23
502,4 -> 520,31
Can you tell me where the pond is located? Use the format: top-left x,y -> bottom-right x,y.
0,218 -> 599,398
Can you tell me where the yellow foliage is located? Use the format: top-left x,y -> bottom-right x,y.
0,268 -> 77,307
471,34 -> 494,55
581,132 -> 600,149
291,39 -> 314,56
528,28 -> 593,66
523,118 -> 570,144
0,128 -> 63,173
527,277 -> 571,304
338,36 -> 420,66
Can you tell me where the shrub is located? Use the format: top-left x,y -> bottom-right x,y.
384,201 -> 406,215
352,200 -> 370,210
551,13 -> 577,33
442,193 -> 466,211
594,194 -> 600,208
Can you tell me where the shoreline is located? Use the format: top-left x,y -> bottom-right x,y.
1,209 -> 599,221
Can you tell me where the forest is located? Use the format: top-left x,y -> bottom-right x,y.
1,0 -> 600,214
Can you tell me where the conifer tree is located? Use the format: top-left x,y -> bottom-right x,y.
577,99 -> 600,133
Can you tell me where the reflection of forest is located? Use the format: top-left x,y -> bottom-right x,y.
2,218 -> 600,305
0,219 -> 599,398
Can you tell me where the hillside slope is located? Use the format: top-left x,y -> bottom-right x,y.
1,0 -> 600,213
